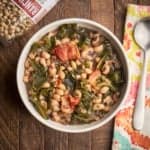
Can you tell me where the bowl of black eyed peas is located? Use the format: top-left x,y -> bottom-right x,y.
17,18 -> 130,133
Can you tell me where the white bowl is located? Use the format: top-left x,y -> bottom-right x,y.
17,18 -> 130,133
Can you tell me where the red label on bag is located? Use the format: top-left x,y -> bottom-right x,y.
13,0 -> 41,17
11,0 -> 60,24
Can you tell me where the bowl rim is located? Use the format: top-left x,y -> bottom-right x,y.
16,18 -> 131,133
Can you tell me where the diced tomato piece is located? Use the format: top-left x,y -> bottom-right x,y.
68,95 -> 80,109
54,44 -> 69,62
88,70 -> 101,85
68,43 -> 80,60
54,43 -> 80,62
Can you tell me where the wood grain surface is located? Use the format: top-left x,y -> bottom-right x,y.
0,0 -> 150,150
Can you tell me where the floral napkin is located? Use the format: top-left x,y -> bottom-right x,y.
112,4 -> 150,150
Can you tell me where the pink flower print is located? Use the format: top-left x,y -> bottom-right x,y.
123,33 -> 132,51
136,51 -> 141,57
138,5 -> 144,12
130,81 -> 139,99
127,22 -> 133,29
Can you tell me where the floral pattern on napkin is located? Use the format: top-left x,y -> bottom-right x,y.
112,4 -> 150,150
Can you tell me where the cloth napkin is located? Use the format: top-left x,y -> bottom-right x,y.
112,4 -> 150,150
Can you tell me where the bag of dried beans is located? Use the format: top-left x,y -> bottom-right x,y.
0,0 -> 60,40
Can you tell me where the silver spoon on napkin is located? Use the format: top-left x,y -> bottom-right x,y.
133,18 -> 150,130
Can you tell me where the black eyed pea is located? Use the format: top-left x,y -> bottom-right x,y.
61,37 -> 70,43
103,106 -> 110,112
47,31 -> 57,38
95,57 -> 100,62
100,86 -> 109,94
93,97 -> 102,104
81,50 -> 93,60
41,51 -> 50,59
52,105 -> 60,112
80,108 -> 87,114
98,93 -> 103,98
92,32 -> 100,39
29,52 -> 36,59
40,58 -> 47,67
28,66 -> 33,72
103,96 -> 113,105
76,75 -> 81,80
46,59 -> 51,66
39,95 -> 45,100
93,103 -> 105,111
75,89 -> 82,98
61,106 -> 73,114
59,71 -> 65,80
55,39 -> 61,45
52,112 -> 61,121
81,73 -> 87,79
102,64 -> 110,75
42,82 -> 50,88
60,66 -> 65,71
71,61 -> 77,69
25,60 -> 30,68
64,90 -> 69,95
51,99 -> 59,106
76,60 -> 81,66
92,35 -> 100,47
81,50 -> 87,58
46,109 -> 52,115
61,100 -> 73,114
58,84 -> 66,90
23,75 -> 29,83
25,70 -> 30,76
56,89 -> 64,96
40,100 -> 47,109
113,92 -> 120,102
85,84 -> 91,91
86,61 -> 93,68
71,39 -> 79,44
67,66 -> 73,71
49,67 -> 57,76
94,44 -> 104,53
35,56 -> 40,63
51,100 -> 60,112
31,97 -> 38,103
85,68 -> 92,74
53,94 -> 61,101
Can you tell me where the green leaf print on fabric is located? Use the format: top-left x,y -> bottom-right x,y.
114,131 -> 131,150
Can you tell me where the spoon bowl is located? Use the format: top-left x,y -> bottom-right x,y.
133,17 -> 150,130
134,17 -> 150,50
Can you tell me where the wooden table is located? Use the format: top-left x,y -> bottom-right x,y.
0,0 -> 150,149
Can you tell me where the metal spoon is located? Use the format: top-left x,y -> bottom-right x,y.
133,18 -> 150,130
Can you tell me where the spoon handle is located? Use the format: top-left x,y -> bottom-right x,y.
133,51 -> 148,130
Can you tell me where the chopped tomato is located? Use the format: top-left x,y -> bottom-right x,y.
54,43 -> 80,62
54,44 -> 68,62
88,70 -> 101,85
68,43 -> 80,60
68,95 -> 80,109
